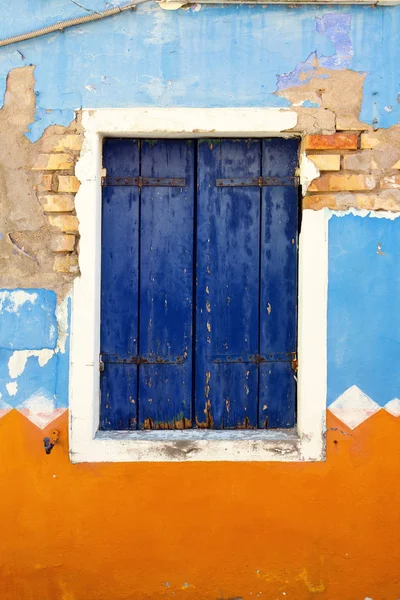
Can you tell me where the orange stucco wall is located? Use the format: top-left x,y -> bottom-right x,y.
1,409 -> 399,600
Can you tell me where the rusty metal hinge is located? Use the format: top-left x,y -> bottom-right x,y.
291,354 -> 298,372
215,176 -> 299,188
101,176 -> 186,187
99,355 -> 105,372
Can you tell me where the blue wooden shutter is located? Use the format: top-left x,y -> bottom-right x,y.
100,137 -> 298,431
138,140 -> 194,429
100,139 -> 195,430
195,138 -> 298,429
100,139 -> 140,429
195,139 -> 261,428
259,139 -> 299,428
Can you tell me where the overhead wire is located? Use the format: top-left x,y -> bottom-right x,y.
0,0 -> 153,49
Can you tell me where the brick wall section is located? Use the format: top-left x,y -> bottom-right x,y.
29,127 -> 400,275
303,132 -> 400,211
31,128 -> 82,274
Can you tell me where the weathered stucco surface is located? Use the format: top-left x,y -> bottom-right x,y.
1,2 -> 400,598
0,67 -> 82,295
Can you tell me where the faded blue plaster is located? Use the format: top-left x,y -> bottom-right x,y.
0,2 -> 399,139
328,215 -> 400,407
0,289 -> 57,350
0,291 -> 70,410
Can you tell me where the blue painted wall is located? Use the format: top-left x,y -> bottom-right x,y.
0,290 -> 70,419
0,1 -> 399,140
328,214 -> 400,406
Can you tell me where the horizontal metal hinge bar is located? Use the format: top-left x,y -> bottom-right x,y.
100,353 -> 186,365
211,352 -> 296,364
102,176 -> 186,187
215,176 -> 299,187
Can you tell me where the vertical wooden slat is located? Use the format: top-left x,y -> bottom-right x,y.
138,140 -> 195,429
259,138 -> 299,428
100,139 -> 140,429
195,139 -> 261,429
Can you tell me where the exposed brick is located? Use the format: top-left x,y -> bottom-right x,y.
32,153 -> 74,171
304,134 -> 358,151
343,151 -> 372,172
308,173 -> 376,192
57,175 -> 80,193
381,175 -> 400,189
303,194 -> 343,210
39,174 -> 54,191
51,234 -> 76,253
53,253 -> 80,274
40,194 -> 75,212
360,133 -> 380,150
307,154 -> 340,171
357,190 -> 400,211
42,134 -> 82,153
304,191 -> 400,212
48,214 -> 79,233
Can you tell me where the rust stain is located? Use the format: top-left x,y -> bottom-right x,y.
267,303 -> 272,315
195,400 -> 213,429
236,416 -> 255,430
206,300 -> 211,313
142,416 -> 192,430
196,371 -> 213,428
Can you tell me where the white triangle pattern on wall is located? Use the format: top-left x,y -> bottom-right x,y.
328,385 -> 400,429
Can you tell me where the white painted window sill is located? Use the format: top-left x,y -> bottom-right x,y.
71,428 -> 311,463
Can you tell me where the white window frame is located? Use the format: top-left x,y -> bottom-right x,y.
69,107 -> 327,463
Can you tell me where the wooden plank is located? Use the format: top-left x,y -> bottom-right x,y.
259,138 -> 299,428
100,139 -> 140,429
259,362 -> 296,428
100,364 -> 137,430
196,139 -> 261,429
138,140 -> 195,429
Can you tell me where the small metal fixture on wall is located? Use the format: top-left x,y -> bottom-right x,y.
43,430 -> 60,455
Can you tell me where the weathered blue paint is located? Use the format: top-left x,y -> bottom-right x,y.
0,2 -> 400,137
328,214 -> 400,407
196,139 -> 261,429
0,289 -> 57,350
0,291 -> 70,421
100,138 -> 298,429
259,139 -> 298,428
196,139 -> 298,429
100,139 -> 140,429
100,138 -> 195,429
138,140 -> 194,429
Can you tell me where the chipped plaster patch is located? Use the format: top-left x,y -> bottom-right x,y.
0,290 -> 37,314
329,207 -> 400,220
6,381 -> 18,396
55,295 -> 70,354
8,349 -> 54,379
299,151 -> 320,194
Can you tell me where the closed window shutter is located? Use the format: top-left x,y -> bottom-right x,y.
100,139 -> 140,429
100,139 -> 195,430
100,138 -> 298,430
259,139 -> 299,428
